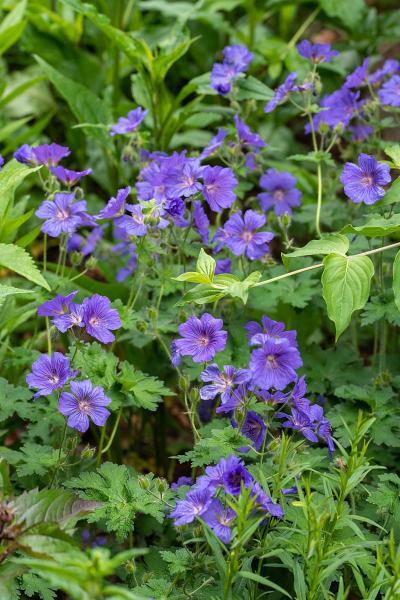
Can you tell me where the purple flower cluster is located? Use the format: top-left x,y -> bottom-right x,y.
170,455 -> 282,542
214,210 -> 274,260
38,292 -> 121,344
15,143 -> 70,166
211,45 -> 253,96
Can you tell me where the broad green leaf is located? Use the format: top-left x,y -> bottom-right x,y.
0,243 -> 50,290
385,144 -> 400,168
153,35 -> 195,81
378,176 -> 400,206
237,571 -> 292,598
0,0 -> 26,56
0,159 -> 42,219
341,214 -> 400,237
322,254 -> 374,340
319,0 -> 366,28
235,76 -> 273,101
196,248 -> 215,281
177,283 -> 224,306
393,249 -> 400,312
35,56 -> 113,150
282,233 -> 349,267
0,284 -> 33,299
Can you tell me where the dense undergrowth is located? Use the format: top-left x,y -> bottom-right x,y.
0,1 -> 400,598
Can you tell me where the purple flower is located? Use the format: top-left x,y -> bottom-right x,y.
297,40 -> 338,64
170,159 -> 202,198
171,340 -> 181,368
241,411 -> 266,450
200,128 -> 227,160
0,155 -> 4,170
82,294 -> 122,344
174,313 -> 227,363
171,476 -> 192,490
118,205 -> 147,237
38,291 -> 78,318
234,115 -> 266,149
95,187 -> 131,220
202,166 -> 237,212
222,210 -> 274,260
26,353 -> 75,398
264,73 -> 297,113
340,153 -> 391,205
279,408 -> 318,443
378,74 -> 400,107
200,364 -> 251,404
250,483 -> 283,517
309,88 -> 362,133
170,487 -> 213,526
54,303 -> 85,333
59,379 -> 111,433
345,58 -> 369,89
110,107 -> 148,136
36,192 -> 90,237
193,200 -> 210,244
34,143 -> 70,166
49,166 -> 92,186
222,456 -> 253,495
216,384 -> 249,414
215,258 -> 231,275
211,63 -> 233,94
249,338 -> 302,391
369,59 -> 400,85
258,169 -> 302,216
202,499 -> 236,543
14,144 -> 37,165
196,455 -> 249,493
223,45 -> 253,72
349,124 -> 373,142
246,315 -> 298,348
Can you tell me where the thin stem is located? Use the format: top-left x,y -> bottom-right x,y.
101,408 -> 122,455
315,161 -> 323,237
43,234 -> 47,273
45,317 -> 52,355
286,7 -> 320,51
50,420 -> 68,487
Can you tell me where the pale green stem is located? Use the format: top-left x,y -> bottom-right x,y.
315,161 -> 323,237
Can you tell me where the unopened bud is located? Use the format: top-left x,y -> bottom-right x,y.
148,307 -> 158,321
136,320 -> 148,332
155,478 -> 168,494
81,445 -> 95,460
71,251 -> 82,267
86,256 -> 97,270
138,475 -> 150,490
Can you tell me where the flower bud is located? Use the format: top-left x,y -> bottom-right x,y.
136,320 -> 148,332
86,256 -> 97,270
138,475 -> 150,490
155,478 -> 168,494
81,445 -> 95,460
71,251 -> 83,267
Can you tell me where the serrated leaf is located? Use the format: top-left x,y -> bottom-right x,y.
322,254 -> 374,340
118,362 -> 172,411
0,159 -> 41,219
0,243 -> 50,290
196,248 -> 215,281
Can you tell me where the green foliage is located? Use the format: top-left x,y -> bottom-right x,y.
118,362 -> 173,411
0,243 -> 50,291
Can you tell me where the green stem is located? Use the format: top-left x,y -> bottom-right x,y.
45,317 -> 52,355
315,161 -> 323,237
43,234 -> 47,273
286,7 -> 320,51
50,420 -> 68,487
101,408 -> 122,455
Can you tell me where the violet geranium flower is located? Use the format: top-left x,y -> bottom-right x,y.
245,315 -> 298,348
174,313 -> 227,363
26,353 -> 76,398
35,192 -> 90,237
378,75 -> 400,108
193,200 -> 210,244
59,379 -> 111,433
234,115 -> 266,150
258,169 -> 302,216
297,40 -> 338,64
264,73 -> 298,113
241,410 -> 266,451
249,338 -> 302,391
202,499 -> 236,543
82,294 -> 122,344
222,210 -> 274,260
110,107 -> 148,136
49,166 -> 92,187
170,487 -> 213,526
95,187 -> 131,220
38,291 -> 78,319
200,364 -> 251,404
202,166 -> 237,212
340,153 -> 391,205
222,455 -> 253,495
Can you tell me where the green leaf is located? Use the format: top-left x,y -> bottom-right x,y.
341,214 -> 400,236
35,56 -> 112,150
0,0 -> 26,56
380,176 -> 400,206
118,362 -> 173,411
0,284 -> 33,299
69,342 -> 118,388
322,254 -> 374,340
196,248 -> 215,281
237,571 -> 292,598
393,249 -> 400,312
0,159 -> 41,219
235,76 -> 274,101
385,144 -> 400,168
0,244 -> 50,290
177,283 -> 225,306
282,234 -> 349,267
319,0 -> 366,28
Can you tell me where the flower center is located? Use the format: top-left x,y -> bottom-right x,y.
48,374 -> 59,384
242,229 -> 253,243
78,398 -> 91,414
274,189 -> 285,201
89,317 -> 100,326
56,209 -> 70,221
199,336 -> 210,347
267,354 -> 277,367
362,176 -> 374,186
